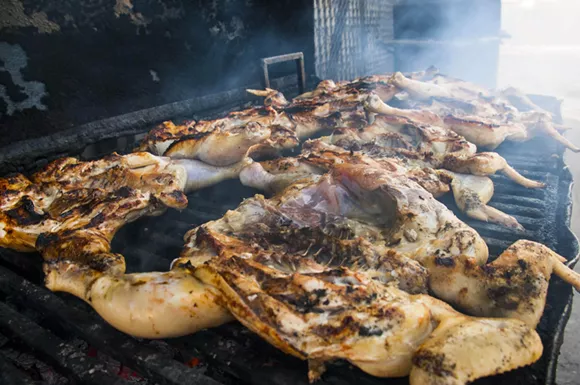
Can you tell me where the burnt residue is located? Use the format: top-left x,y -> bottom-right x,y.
4,196 -> 47,225
358,326 -> 383,337
434,256 -> 455,267
0,0 -> 315,147
412,350 -> 456,378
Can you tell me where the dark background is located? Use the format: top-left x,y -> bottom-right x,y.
0,0 -> 315,147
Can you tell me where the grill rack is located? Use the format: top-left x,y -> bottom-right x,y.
0,89 -> 578,385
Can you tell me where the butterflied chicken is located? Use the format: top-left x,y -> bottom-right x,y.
138,87 -> 368,162
178,167 -> 543,383
240,145 -> 580,328
0,152 -> 240,338
311,117 -> 541,228
390,71 -> 579,151
336,110 -> 544,188
0,152 -> 250,252
137,110 -> 274,165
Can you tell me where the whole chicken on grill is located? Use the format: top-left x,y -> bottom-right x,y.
0,152 -> 252,252
178,184 -> 542,383
240,144 -> 580,328
322,135 -> 525,229
137,89 -> 369,162
137,112 -> 274,165
389,71 -> 579,152
338,109 -> 545,190
0,152 -> 244,337
0,146 -> 578,384
314,117 -> 543,229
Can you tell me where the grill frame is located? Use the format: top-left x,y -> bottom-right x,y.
0,83 -> 577,385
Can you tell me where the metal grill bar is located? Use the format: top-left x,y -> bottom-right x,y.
261,53 -> 307,94
0,301 -> 129,385
0,354 -> 39,385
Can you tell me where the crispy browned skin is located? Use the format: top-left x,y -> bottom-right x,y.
240,143 -> 580,329
136,120 -> 197,155
0,153 -> 188,252
0,152 -> 236,338
183,163 -> 543,383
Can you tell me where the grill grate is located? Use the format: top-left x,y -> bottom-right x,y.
0,135 -> 577,385
0,91 -> 578,384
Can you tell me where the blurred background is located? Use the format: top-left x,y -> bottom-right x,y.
499,1 -> 580,383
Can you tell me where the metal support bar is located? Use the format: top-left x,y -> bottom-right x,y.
261,52 -> 306,94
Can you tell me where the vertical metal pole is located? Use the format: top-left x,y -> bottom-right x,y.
262,61 -> 270,89
296,57 -> 306,94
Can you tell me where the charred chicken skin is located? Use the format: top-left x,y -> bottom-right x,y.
240,144 -> 580,329
180,162 -> 548,383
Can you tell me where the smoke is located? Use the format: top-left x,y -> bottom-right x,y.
312,0 -> 503,88
388,1 -> 501,88
498,0 -> 580,106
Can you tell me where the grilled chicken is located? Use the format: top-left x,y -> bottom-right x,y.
316,132 -> 524,229
241,148 -> 491,266
180,165 -> 543,383
138,114 -> 273,166
0,152 -> 249,252
0,147 -> 573,384
338,109 -> 544,188
164,123 -> 271,166
139,87 -> 368,162
241,140 -> 521,230
0,152 -> 240,338
1,69 -> 577,385
137,120 -> 197,155
390,71 -> 580,152
240,145 -> 580,327
248,86 -> 545,193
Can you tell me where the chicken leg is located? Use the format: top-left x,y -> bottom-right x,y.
409,300 -> 542,385
442,171 -> 524,230
423,239 -> 580,328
